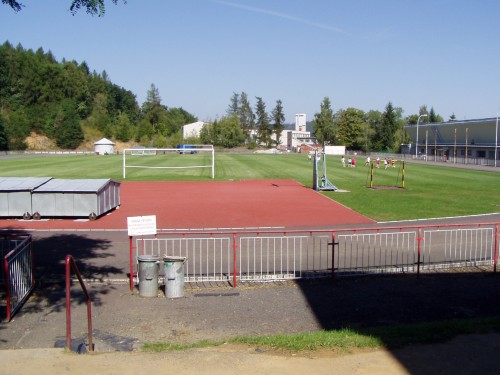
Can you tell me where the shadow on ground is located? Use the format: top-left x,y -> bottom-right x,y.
297,269 -> 500,374
1,230 -> 122,322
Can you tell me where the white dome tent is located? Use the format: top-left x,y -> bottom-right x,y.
94,138 -> 115,155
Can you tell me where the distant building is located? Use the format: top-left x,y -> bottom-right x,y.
182,121 -> 205,139
404,117 -> 500,165
295,113 -> 307,132
94,138 -> 115,155
280,113 -> 314,151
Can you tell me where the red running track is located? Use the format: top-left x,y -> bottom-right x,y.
1,180 -> 374,231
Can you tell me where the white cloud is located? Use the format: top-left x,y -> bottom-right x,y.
212,0 -> 350,35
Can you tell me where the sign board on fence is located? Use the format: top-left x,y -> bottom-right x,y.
127,215 -> 157,236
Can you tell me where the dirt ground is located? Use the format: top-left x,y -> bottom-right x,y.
1,270 -> 499,374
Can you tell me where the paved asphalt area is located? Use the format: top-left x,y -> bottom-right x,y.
0,161 -> 498,374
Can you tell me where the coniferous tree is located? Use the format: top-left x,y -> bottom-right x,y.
428,107 -> 443,123
379,102 -> 405,152
313,97 -> 336,147
54,99 -> 84,149
238,92 -> 254,143
115,112 -> 131,141
271,99 -> 285,147
141,83 -> 166,134
0,114 -> 8,150
255,97 -> 272,148
227,92 -> 239,117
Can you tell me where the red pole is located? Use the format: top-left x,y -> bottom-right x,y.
129,236 -> 134,292
65,255 -> 94,352
417,228 -> 422,277
65,256 -> 72,351
232,233 -> 238,288
86,295 -> 93,352
331,231 -> 336,281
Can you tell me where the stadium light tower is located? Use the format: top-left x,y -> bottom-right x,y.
416,114 -> 428,158
495,111 -> 499,167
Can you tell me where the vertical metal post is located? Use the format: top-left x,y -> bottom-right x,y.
454,128 -> 457,163
129,236 -> 134,292
494,224 -> 498,273
495,113 -> 498,168
331,231 -> 336,281
212,148 -> 215,179
370,161 -> 374,188
66,255 -> 93,352
3,256 -> 11,321
401,161 -> 406,189
417,228 -> 423,277
65,257 -> 72,350
122,149 -> 126,179
465,128 -> 468,164
232,232 -> 238,288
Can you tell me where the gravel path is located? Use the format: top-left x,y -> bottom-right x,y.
2,268 -> 499,351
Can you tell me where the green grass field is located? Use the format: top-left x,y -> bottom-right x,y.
0,153 -> 498,221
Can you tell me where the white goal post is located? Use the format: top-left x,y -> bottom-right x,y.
122,145 -> 215,179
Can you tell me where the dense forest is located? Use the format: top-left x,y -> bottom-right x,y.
0,41 -> 197,151
0,40 -> 447,153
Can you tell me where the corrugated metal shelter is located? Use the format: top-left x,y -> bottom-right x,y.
32,179 -> 120,220
0,177 -> 52,219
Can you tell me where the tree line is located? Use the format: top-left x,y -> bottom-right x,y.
202,93 -> 446,153
0,41 -> 196,150
0,40 -> 448,152
199,92 -> 285,149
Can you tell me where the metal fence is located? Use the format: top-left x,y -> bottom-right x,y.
1,234 -> 34,321
129,223 -> 499,289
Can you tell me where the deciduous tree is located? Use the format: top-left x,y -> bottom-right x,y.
336,108 -> 365,149
3,0 -> 126,16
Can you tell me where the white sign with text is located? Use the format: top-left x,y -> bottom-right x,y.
127,215 -> 157,236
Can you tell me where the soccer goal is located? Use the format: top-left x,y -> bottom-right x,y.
122,145 -> 215,179
367,159 -> 406,189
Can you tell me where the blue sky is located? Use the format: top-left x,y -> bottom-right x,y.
2,0 -> 500,123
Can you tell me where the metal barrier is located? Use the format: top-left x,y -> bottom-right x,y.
335,231 -> 418,275
238,234 -> 332,281
129,234 -> 233,290
422,227 -> 495,269
2,234 -> 34,321
129,223 -> 499,290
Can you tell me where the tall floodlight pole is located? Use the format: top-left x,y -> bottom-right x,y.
416,114 -> 428,158
495,112 -> 498,167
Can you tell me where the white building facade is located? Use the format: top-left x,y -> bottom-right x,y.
182,121 -> 205,139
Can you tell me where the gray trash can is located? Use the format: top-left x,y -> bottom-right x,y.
138,255 -> 160,297
163,256 -> 187,298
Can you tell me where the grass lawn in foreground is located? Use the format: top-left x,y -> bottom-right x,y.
0,153 -> 498,221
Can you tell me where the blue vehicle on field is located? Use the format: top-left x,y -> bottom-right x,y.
176,144 -> 198,154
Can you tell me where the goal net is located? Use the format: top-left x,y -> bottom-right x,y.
367,159 -> 406,189
122,145 -> 214,179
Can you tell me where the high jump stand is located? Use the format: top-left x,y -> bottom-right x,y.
312,150 -> 338,191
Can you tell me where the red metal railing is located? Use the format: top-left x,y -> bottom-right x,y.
128,222 -> 499,291
2,234 -> 34,321
65,255 -> 93,352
